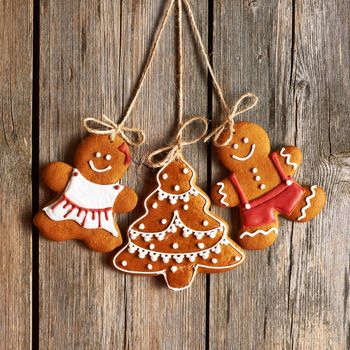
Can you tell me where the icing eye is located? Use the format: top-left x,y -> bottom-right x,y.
232,144 -> 239,149
243,137 -> 249,143
95,152 -> 101,158
105,154 -> 112,160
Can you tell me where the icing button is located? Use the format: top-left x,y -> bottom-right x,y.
254,175 -> 261,181
251,168 -> 258,174
259,184 -> 266,190
245,203 -> 251,210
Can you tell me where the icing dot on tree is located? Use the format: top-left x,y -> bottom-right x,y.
162,173 -> 168,180
202,220 -> 209,226
211,258 -> 218,264
147,264 -> 153,270
170,266 -> 177,273
152,202 -> 158,209
149,244 -> 155,249
172,243 -> 179,249
138,223 -> 145,230
174,185 -> 180,191
161,218 -> 167,224
121,260 -> 127,266
197,243 -> 205,249
183,204 -> 189,210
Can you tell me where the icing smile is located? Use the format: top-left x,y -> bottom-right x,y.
231,144 -> 256,161
88,160 -> 112,173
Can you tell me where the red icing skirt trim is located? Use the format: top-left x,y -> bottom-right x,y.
240,179 -> 304,228
52,195 -> 112,228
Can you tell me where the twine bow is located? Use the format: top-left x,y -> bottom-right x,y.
147,115 -> 208,168
204,93 -> 258,147
83,114 -> 145,146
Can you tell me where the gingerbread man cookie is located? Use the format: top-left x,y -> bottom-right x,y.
33,134 -> 138,252
211,121 -> 326,250
113,157 -> 245,290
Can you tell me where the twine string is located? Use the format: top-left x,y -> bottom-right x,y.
147,0 -> 208,167
182,0 -> 259,146
83,0 -> 176,146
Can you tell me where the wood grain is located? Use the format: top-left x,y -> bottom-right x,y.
1,0 -> 349,348
0,0 -> 33,349
209,1 -> 350,349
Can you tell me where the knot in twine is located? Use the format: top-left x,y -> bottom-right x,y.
204,93 -> 258,147
147,115 -> 208,168
83,114 -> 145,147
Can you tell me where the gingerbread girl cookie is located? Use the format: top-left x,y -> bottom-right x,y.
113,158 -> 245,290
211,121 -> 326,250
33,134 -> 138,252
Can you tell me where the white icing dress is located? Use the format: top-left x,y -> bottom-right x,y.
44,168 -> 124,237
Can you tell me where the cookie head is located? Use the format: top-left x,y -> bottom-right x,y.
74,134 -> 131,184
157,158 -> 194,194
215,121 -> 270,172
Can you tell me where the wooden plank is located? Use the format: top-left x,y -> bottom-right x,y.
0,0 -> 33,349
38,1 -> 207,348
119,1 -> 208,349
209,1 -> 350,349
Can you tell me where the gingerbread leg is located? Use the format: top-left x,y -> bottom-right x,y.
164,264 -> 196,290
236,222 -> 279,250
287,185 -> 326,222
33,210 -> 122,252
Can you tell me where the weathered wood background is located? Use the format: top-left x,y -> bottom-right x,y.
1,0 -> 349,349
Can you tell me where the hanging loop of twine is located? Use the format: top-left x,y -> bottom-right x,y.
83,114 -> 145,146
204,93 -> 258,147
147,115 -> 208,168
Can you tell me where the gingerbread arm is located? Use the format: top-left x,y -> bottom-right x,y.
211,177 -> 240,208
275,146 -> 303,177
41,161 -> 73,193
113,187 -> 138,213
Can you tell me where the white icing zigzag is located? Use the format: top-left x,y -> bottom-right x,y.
240,227 -> 278,239
127,236 -> 230,263
280,147 -> 298,170
298,185 -> 317,221
129,210 -> 225,241
216,182 -> 229,206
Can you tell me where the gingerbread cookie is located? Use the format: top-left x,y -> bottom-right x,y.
211,121 -> 326,250
33,134 -> 138,252
113,157 -> 245,290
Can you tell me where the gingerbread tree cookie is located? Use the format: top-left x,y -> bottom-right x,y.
33,134 -> 138,252
211,121 -> 326,250
113,158 -> 245,290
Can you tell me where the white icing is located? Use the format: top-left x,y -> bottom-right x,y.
251,168 -> 258,173
121,260 -> 127,266
174,185 -> 180,191
183,168 -> 189,174
43,168 -> 123,237
162,173 -> 168,179
95,152 -> 101,158
197,243 -> 205,249
234,256 -> 241,261
216,182 -> 229,207
233,143 -> 239,149
243,137 -> 249,143
129,210 -> 225,240
240,227 -> 278,239
255,175 -> 261,181
149,244 -> 155,250
183,205 -> 189,210
138,223 -> 145,230
259,184 -> 266,190
280,147 -> 298,169
152,202 -> 158,209
161,219 -> 167,224
147,264 -> 153,270
231,144 -> 256,161
298,185 -> 317,221
157,187 -> 198,203
88,160 -> 112,173
211,258 -> 218,264
245,203 -> 251,209
105,154 -> 112,160
286,179 -> 292,186
113,158 -> 246,290
172,243 -> 179,249
202,220 -> 209,226
170,266 -> 178,273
